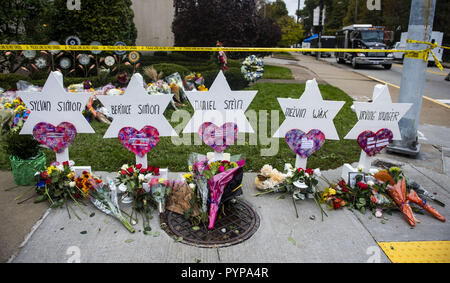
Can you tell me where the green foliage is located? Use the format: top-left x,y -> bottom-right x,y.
203,67 -> 249,90
48,0 -> 137,45
2,130 -> 40,160
0,73 -> 30,90
277,15 -> 305,47
150,63 -> 191,78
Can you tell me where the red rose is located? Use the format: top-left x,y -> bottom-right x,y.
140,168 -> 147,174
148,166 -> 153,172
333,199 -> 341,209
153,167 -> 160,176
41,172 -> 48,179
305,168 -> 314,175
126,167 -> 134,174
297,168 -> 304,173
358,182 -> 368,190
74,193 -> 80,199
45,178 -> 51,185
135,164 -> 142,170
341,186 -> 349,193
62,161 -> 69,168
121,169 -> 127,175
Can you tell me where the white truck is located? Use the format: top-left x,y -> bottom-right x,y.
393,31 -> 444,64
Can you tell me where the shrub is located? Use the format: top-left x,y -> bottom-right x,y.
151,63 -> 191,78
203,67 -> 249,90
0,73 -> 30,90
2,130 -> 40,160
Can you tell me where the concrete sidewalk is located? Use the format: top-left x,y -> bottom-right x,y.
7,156 -> 450,263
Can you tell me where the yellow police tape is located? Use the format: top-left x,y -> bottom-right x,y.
0,42 -> 447,70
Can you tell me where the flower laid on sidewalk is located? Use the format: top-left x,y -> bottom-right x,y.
185,153 -> 245,229
79,171 -> 135,233
254,163 -> 327,220
116,164 -> 160,234
34,161 -> 88,220
322,166 -> 446,226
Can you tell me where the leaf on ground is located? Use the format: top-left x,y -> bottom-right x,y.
80,231 -> 87,234
175,236 -> 183,242
288,236 -> 296,246
89,213 -> 95,217
153,231 -> 160,237
192,226 -> 200,231
125,239 -> 134,243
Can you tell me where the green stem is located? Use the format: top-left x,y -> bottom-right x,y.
68,191 -> 87,215
68,203 -> 81,221
64,196 -> 71,219
44,186 -> 54,205
292,196 -> 299,218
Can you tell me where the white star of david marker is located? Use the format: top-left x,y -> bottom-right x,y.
344,84 -> 412,140
19,71 -> 94,135
97,73 -> 177,138
273,79 -> 345,140
182,71 -> 257,134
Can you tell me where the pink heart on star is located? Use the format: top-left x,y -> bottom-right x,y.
357,128 -> 393,157
285,129 -> 326,158
33,122 -> 77,153
118,126 -> 160,157
198,122 -> 238,153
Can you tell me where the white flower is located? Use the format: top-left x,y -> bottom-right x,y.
144,173 -> 154,182
138,174 -> 145,181
367,180 -> 375,187
260,164 -> 273,177
284,163 -> 293,171
56,165 -> 64,172
69,181 -> 76,188
286,170 -> 294,178
121,164 -> 129,170
313,168 -> 321,177
305,172 -> 310,178
375,209 -> 383,218
189,183 -> 196,189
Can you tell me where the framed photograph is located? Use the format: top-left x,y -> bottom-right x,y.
73,166 -> 92,178
348,172 -> 367,188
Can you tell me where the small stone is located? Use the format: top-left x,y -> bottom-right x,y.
309,215 -> 316,220
221,228 -> 227,233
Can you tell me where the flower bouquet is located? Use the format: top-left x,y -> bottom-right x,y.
34,161 -> 87,219
116,164 -> 160,234
185,153 -> 245,229
183,73 -> 205,91
146,80 -> 177,110
322,166 -> 445,226
254,164 -> 327,219
166,72 -> 188,103
147,177 -> 172,229
76,171 -> 135,233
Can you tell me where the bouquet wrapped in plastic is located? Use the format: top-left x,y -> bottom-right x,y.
185,153 -> 245,229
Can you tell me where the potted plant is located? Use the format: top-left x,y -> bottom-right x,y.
1,102 -> 46,186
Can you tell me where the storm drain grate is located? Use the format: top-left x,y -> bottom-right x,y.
163,199 -> 260,248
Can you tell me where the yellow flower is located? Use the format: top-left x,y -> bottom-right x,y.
14,105 -> 25,112
329,188 -> 336,195
67,172 -> 74,179
198,85 -> 208,91
183,173 -> 192,181
4,103 -> 12,109
188,165 -> 193,172
159,178 -> 165,183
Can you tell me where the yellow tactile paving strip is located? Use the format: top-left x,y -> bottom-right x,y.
378,241 -> 450,263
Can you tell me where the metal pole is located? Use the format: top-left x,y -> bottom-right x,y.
387,0 -> 437,156
316,0 -> 324,60
354,0 -> 358,23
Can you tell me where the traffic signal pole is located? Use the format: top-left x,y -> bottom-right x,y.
316,0 -> 324,60
387,0 -> 437,156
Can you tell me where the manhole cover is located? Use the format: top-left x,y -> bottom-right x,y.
163,199 -> 260,248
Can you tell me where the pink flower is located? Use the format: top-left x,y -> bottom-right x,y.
219,166 -> 225,172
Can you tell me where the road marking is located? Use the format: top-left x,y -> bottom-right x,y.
392,63 -> 448,76
365,75 -> 450,109
378,241 -> 450,263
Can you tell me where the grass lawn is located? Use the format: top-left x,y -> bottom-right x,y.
262,65 -> 294,80
0,83 -> 360,173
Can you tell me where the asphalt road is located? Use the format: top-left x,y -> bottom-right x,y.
321,56 -> 450,103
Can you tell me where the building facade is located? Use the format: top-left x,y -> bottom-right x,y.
131,0 -> 175,46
